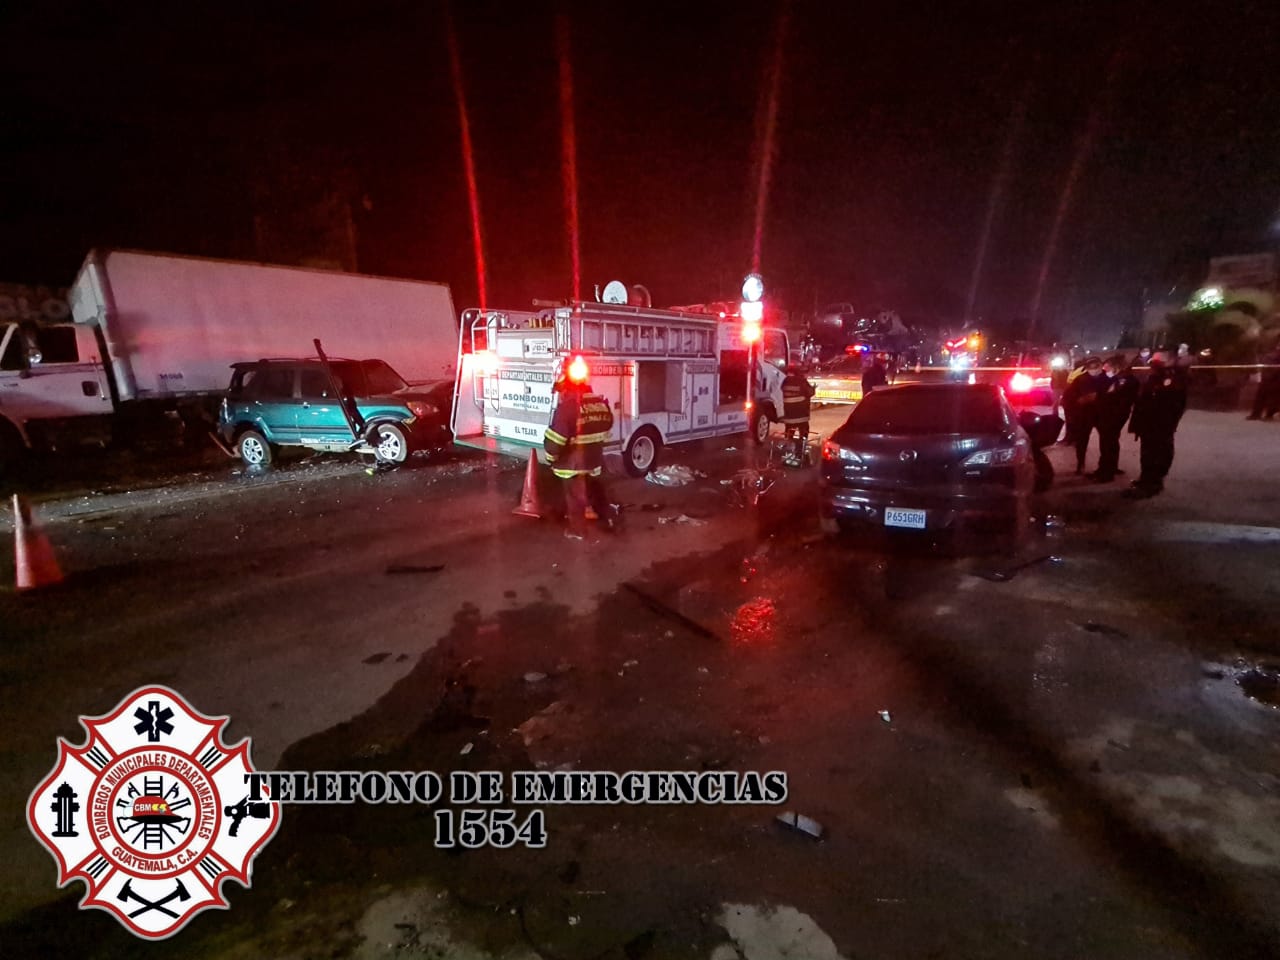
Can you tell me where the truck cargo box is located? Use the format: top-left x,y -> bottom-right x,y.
68,250 -> 458,402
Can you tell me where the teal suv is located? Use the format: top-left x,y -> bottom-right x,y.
217,358 -> 451,467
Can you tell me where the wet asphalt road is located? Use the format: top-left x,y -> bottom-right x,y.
1,410 -> 1279,959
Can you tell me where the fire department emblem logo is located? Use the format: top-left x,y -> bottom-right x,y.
26,686 -> 281,939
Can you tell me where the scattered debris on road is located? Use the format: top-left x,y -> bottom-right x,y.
645,464 -> 706,486
878,710 -> 892,723
976,554 -> 1062,582
725,467 -> 777,507
515,701 -> 570,747
658,513 -> 707,526
459,742 -> 473,756
523,671 -> 547,684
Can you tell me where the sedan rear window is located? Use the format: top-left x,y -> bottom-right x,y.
842,387 -> 1005,435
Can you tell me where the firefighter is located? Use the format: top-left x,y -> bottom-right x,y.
1124,354 -> 1187,499
543,356 -> 616,538
779,363 -> 815,465
1090,354 -> 1139,483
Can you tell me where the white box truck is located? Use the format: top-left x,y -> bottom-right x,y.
0,250 -> 458,472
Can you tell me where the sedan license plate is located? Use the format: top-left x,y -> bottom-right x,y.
884,507 -> 927,529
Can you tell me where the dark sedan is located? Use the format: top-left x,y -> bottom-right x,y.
819,382 -> 1036,536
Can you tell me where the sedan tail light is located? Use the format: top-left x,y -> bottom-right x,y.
822,439 -> 863,464
962,439 -> 1028,466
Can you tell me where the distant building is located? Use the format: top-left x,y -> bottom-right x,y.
1142,252 -> 1279,349
1205,253 -> 1276,292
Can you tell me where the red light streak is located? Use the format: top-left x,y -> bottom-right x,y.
557,14 -> 581,303
446,11 -> 487,310
750,6 -> 791,275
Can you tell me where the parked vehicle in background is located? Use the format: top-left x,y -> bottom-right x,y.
0,250 -> 457,478
810,354 -> 865,404
819,382 -> 1040,538
217,358 -> 451,466
1003,373 -> 1063,492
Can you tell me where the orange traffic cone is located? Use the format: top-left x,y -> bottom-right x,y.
512,449 -> 543,519
12,494 -> 64,592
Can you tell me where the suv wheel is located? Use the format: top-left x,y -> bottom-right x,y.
370,422 -> 410,464
237,429 -> 273,467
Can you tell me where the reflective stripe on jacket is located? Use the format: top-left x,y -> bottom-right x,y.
780,374 -> 814,424
544,388 -> 614,477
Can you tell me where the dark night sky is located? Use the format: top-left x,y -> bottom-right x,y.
3,1 -> 1279,339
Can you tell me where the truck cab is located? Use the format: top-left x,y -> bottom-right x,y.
0,322 -> 112,456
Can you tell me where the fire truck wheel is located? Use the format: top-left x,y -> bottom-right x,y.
749,408 -> 771,444
623,427 -> 662,477
370,422 -> 410,464
236,429 -> 274,467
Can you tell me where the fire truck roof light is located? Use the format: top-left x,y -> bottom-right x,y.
740,300 -> 764,324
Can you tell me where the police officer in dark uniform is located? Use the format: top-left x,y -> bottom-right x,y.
861,353 -> 888,395
543,356 -> 615,538
1062,355 -> 1105,473
1124,354 -> 1187,498
780,364 -> 815,464
1090,354 -> 1140,483
1246,346 -> 1280,420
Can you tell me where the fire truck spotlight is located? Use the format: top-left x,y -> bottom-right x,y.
740,300 -> 764,324
567,354 -> 589,383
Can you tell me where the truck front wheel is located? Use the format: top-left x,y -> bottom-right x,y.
749,408 -> 772,445
237,429 -> 273,467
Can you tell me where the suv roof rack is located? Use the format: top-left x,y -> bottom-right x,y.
231,357 -> 359,366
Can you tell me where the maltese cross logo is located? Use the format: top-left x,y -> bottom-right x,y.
27,686 -> 281,939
